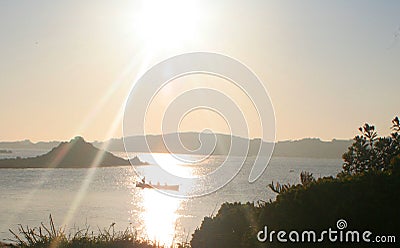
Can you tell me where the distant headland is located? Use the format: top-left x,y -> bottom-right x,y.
0,136 -> 147,168
0,133 -> 353,159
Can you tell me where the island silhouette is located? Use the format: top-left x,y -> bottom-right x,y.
0,136 -> 147,168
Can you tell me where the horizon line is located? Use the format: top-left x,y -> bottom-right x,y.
0,132 -> 353,144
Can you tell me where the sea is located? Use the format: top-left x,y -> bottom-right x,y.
0,149 -> 342,246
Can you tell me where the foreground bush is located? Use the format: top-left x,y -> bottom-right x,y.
191,172 -> 400,247
191,118 -> 400,247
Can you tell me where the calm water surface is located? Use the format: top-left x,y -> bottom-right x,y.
0,151 -> 342,246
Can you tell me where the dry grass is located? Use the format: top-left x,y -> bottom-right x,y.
3,215 -> 183,248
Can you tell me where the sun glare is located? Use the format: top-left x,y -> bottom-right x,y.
133,0 -> 201,50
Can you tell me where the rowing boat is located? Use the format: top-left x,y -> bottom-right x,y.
136,181 -> 179,191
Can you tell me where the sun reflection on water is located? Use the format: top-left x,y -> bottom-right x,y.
139,189 -> 182,246
126,153 -> 205,246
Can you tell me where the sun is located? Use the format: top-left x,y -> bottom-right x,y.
133,0 -> 201,51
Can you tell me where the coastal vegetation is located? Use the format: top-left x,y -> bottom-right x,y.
190,117 -> 400,247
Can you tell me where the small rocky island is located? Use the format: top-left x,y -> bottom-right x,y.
0,136 -> 147,168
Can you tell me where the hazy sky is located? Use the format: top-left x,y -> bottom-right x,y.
0,0 -> 399,142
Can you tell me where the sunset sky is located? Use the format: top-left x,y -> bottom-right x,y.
1,0 -> 399,142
